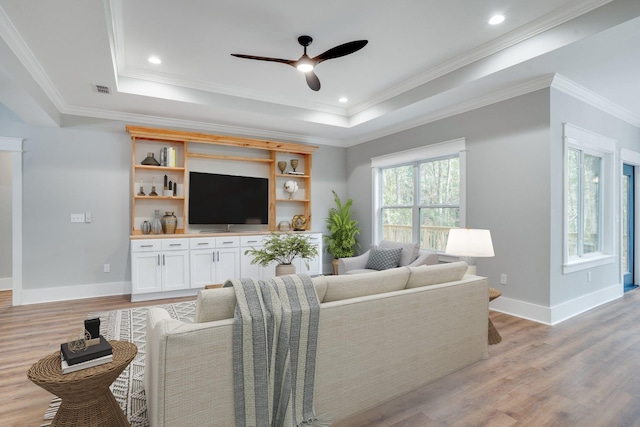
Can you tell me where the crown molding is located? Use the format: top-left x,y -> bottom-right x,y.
61,104 -> 342,147
0,5 -> 67,111
347,0 -> 614,116
551,74 -> 640,127
344,75 -> 556,147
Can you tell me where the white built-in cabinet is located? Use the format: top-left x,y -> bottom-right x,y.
190,237 -> 241,288
131,233 -> 322,302
131,239 -> 190,300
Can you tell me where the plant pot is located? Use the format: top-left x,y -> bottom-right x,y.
332,259 -> 339,275
275,263 -> 296,276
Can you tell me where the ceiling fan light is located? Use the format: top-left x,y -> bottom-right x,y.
296,62 -> 314,73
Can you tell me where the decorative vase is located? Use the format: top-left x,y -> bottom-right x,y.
275,263 -> 296,276
141,152 -> 160,166
140,221 -> 151,235
278,161 -> 287,173
290,159 -> 299,172
151,210 -> 163,234
161,211 -> 177,234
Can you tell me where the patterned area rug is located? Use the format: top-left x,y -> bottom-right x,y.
42,301 -> 196,427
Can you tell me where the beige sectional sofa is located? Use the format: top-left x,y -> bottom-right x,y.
144,262 -> 489,427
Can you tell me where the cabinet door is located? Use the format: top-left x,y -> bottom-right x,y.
215,248 -> 240,283
240,247 -> 277,279
190,249 -> 215,288
162,250 -> 190,291
131,252 -> 161,294
294,234 -> 322,276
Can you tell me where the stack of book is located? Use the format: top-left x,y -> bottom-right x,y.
60,335 -> 113,374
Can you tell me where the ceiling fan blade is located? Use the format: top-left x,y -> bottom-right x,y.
305,71 -> 321,91
313,40 -> 368,64
230,53 -> 296,66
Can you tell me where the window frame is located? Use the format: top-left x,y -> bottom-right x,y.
562,123 -> 617,274
371,139 -> 466,251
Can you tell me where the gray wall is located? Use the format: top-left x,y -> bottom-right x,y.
347,90 -> 552,306
549,88 -> 640,306
0,103 -> 347,292
0,152 -> 11,281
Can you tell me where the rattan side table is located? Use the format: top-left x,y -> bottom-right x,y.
27,340 -> 137,427
488,288 -> 502,345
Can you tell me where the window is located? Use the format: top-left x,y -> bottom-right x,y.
372,139 -> 466,252
563,123 -> 616,273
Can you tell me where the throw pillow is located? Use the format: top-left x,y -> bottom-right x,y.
379,240 -> 419,266
365,246 -> 403,271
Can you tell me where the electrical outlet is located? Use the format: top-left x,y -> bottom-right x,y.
587,271 -> 592,282
70,214 -> 85,223
104,264 -> 110,273
500,273 -> 508,285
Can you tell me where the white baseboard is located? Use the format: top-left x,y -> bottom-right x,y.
490,296 -> 553,325
490,283 -> 623,325
0,277 -> 11,291
21,281 -> 131,305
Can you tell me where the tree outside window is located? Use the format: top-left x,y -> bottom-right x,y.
380,156 -> 460,251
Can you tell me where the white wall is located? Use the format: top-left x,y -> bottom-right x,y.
0,104 -> 347,302
549,88 -> 640,311
347,90 -> 552,308
0,152 -> 11,288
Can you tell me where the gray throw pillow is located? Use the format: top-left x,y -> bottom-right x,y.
365,246 -> 403,271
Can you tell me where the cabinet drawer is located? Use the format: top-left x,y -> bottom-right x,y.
216,236 -> 240,247
161,238 -> 190,251
131,240 -> 161,252
190,237 -> 216,249
240,235 -> 266,246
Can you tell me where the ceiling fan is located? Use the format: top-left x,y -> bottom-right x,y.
231,35 -> 368,91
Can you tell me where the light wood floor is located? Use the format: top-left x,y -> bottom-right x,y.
3,289 -> 640,426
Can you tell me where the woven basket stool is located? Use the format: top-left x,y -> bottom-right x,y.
488,288 -> 502,345
28,340 -> 137,427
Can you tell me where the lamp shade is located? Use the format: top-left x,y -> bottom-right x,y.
445,228 -> 495,257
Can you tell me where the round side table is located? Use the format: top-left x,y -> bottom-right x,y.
27,340 -> 137,427
488,288 -> 502,345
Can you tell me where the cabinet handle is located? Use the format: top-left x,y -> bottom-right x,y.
163,254 -> 165,265
217,251 -> 220,262
157,254 -> 160,266
169,243 -> 182,247
212,252 -> 216,262
247,240 -> 258,243
198,242 -> 209,246
141,244 -> 154,248
222,241 -> 234,245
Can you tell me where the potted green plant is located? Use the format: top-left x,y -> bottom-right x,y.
244,233 -> 319,276
324,190 -> 360,274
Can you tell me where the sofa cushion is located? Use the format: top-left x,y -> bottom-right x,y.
365,246 -> 403,271
195,278 -> 329,322
323,267 -> 410,302
379,240 -> 420,266
194,287 -> 236,323
406,261 -> 468,289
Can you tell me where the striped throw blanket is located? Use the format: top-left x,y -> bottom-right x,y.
229,274 -> 322,427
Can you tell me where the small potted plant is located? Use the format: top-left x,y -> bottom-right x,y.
244,233 -> 319,276
324,190 -> 360,274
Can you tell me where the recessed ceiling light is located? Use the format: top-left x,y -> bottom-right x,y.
489,15 -> 505,25
148,56 -> 162,65
339,97 -> 348,103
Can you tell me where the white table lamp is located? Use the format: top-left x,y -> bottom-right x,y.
445,228 -> 495,275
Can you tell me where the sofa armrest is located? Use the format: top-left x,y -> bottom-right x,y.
409,250 -> 439,267
338,250 -> 370,274
144,308 -> 172,397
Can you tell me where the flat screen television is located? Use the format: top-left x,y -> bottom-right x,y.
188,171 -> 269,225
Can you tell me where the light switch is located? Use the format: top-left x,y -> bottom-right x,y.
71,214 -> 85,223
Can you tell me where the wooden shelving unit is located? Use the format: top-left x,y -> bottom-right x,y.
127,126 -> 317,235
